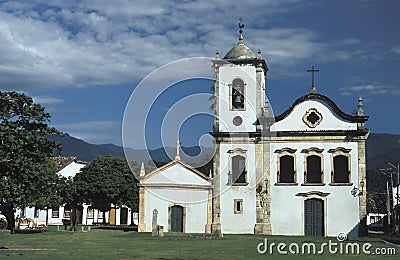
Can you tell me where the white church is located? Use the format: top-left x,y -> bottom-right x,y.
138,24 -> 369,237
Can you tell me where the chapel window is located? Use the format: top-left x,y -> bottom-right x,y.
306,155 -> 323,184
275,148 -> 297,185
333,155 -> 350,183
328,147 -> 352,184
231,78 -> 245,110
279,155 -> 295,183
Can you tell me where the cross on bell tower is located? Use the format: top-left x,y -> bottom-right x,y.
307,65 -> 319,94
238,18 -> 244,40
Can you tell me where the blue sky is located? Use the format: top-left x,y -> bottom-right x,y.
0,0 -> 399,149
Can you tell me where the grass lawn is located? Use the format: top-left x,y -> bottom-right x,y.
0,227 -> 398,259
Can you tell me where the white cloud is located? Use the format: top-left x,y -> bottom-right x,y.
54,120 -> 121,131
32,95 -> 64,105
53,120 -> 122,144
390,46 -> 400,55
339,84 -> 400,96
0,0 -> 373,91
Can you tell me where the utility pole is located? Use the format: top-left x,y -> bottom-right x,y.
387,181 -> 391,233
388,162 -> 400,235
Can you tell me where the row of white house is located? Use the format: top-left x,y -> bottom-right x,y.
1,157 -> 138,227
17,204 -> 138,226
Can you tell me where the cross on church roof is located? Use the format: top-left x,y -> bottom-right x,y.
307,65 -> 319,93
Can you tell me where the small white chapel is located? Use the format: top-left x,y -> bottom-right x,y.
138,23 -> 369,237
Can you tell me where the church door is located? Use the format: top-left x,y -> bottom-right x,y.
304,198 -> 324,236
171,205 -> 183,232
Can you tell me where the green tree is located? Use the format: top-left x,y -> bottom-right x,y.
73,156 -> 140,224
0,91 -> 61,231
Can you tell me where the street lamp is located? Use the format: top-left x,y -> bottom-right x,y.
359,180 -> 365,195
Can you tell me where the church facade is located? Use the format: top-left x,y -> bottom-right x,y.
139,25 -> 369,237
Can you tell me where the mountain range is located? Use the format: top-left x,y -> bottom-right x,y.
49,132 -> 400,171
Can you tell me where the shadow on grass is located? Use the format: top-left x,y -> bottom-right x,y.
91,225 -> 138,232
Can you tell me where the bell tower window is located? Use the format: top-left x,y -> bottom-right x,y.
232,155 -> 246,183
231,78 -> 245,110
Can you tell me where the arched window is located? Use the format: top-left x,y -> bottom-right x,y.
333,155 -> 349,183
231,78 -> 245,110
227,148 -> 247,185
232,155 -> 246,184
306,155 -> 323,184
279,155 -> 295,183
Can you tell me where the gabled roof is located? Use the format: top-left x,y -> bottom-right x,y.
140,159 -> 210,181
274,93 -> 369,123
50,156 -> 87,171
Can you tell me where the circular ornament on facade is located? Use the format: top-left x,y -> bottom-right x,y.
302,108 -> 322,128
233,116 -> 243,126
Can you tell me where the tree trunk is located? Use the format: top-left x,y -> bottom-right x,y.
45,208 -> 49,226
2,205 -> 16,231
70,208 -> 77,231
102,211 -> 106,225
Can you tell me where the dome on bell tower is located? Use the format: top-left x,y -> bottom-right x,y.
223,22 -> 256,60
223,39 -> 256,60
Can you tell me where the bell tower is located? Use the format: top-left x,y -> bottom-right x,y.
211,22 -> 271,234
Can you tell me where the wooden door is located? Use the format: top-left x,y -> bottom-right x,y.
171,205 -> 183,232
305,198 -> 324,236
120,208 -> 128,225
109,208 -> 116,225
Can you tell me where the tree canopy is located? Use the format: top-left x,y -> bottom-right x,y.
0,91 -> 62,230
73,156 -> 143,214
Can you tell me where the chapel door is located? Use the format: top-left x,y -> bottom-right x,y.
304,198 -> 324,236
171,205 -> 183,232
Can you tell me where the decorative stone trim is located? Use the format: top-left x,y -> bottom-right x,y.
141,183 -> 212,190
301,183 -> 326,186
231,182 -> 249,186
328,183 -> 353,186
274,183 -> 298,186
302,108 -> 323,128
296,191 -> 330,197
